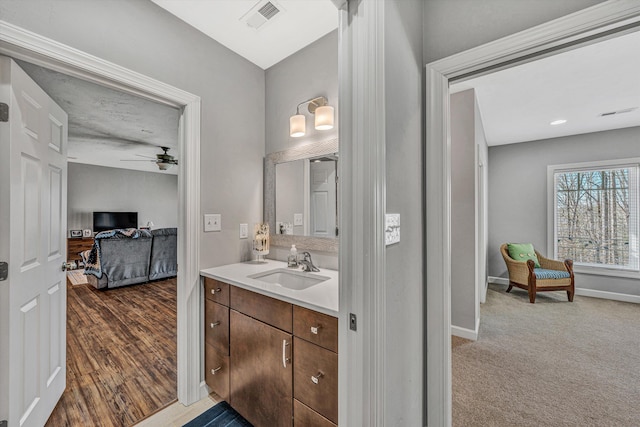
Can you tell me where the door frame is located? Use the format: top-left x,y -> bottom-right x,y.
0,21 -> 204,404
425,2 -> 640,425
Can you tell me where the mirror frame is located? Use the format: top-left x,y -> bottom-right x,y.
265,138 -> 339,253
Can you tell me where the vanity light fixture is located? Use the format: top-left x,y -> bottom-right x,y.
289,96 -> 334,137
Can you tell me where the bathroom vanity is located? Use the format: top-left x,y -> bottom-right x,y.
200,260 -> 338,427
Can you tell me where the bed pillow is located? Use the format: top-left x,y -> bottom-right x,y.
507,243 -> 540,268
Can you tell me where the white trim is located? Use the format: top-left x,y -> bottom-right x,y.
451,318 -> 480,341
426,4 -> 640,426
488,276 -> 509,286
338,0 -> 386,425
575,287 -> 640,304
0,21 -> 202,405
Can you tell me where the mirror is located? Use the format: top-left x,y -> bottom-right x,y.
265,138 -> 338,252
275,155 -> 338,237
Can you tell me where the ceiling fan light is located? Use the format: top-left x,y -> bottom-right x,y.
157,162 -> 172,170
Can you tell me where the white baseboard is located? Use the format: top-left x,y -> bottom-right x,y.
451,317 -> 480,341
488,276 -> 508,285
199,381 -> 210,401
575,288 -> 640,304
489,276 -> 640,304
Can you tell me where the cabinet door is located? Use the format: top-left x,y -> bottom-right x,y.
205,300 -> 229,355
230,310 -> 293,427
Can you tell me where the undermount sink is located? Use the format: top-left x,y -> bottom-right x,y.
248,268 -> 330,290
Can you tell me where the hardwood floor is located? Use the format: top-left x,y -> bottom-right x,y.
46,278 -> 177,427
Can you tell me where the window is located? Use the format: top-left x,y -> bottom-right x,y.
550,160 -> 639,272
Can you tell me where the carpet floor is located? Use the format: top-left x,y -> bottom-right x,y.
453,283 -> 640,427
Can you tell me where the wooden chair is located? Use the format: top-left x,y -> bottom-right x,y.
500,244 -> 574,303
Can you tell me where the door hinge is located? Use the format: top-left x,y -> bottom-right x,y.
0,103 -> 8,122
0,262 -> 7,281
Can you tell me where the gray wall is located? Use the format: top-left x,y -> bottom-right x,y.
450,89 -> 478,332
384,0 -> 424,424
275,160 -> 304,235
265,30 -> 338,154
0,0 -> 266,268
488,127 -> 640,296
67,163 -> 177,232
423,0 -> 605,64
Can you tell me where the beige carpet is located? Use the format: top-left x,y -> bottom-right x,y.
67,270 -> 88,286
453,283 -> 640,427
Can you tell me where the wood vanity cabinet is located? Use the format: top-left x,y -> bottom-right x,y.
203,277 -> 230,400
202,275 -> 338,427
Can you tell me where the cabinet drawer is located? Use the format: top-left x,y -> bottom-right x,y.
205,343 -> 229,400
294,399 -> 336,427
293,306 -> 338,353
205,300 -> 229,355
230,286 -> 292,333
204,277 -> 230,306
293,337 -> 338,424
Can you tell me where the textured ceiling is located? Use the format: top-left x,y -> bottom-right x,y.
451,30 -> 640,146
17,60 -> 180,175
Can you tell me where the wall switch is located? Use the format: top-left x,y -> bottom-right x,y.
293,213 -> 303,226
204,214 -> 221,232
239,223 -> 248,239
385,213 -> 400,245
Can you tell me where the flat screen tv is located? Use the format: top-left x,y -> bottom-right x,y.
93,212 -> 138,233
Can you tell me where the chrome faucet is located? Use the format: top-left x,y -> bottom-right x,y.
299,252 -> 320,272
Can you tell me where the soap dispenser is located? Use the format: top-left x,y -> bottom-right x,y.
288,244 -> 298,267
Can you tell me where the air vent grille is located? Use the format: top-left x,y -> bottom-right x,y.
258,2 -> 280,20
599,107 -> 637,117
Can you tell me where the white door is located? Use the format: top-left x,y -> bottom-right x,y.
0,56 -> 68,427
310,159 -> 337,237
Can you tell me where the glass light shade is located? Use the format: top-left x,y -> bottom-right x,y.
315,105 -> 334,130
290,114 -> 306,137
157,162 -> 172,170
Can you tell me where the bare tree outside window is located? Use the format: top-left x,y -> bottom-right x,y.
554,166 -> 638,269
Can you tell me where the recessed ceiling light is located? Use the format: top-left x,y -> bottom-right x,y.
550,119 -> 567,126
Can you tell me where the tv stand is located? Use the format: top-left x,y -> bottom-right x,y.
67,237 -> 94,262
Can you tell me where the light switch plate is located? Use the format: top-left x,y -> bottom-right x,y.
385,213 -> 400,246
204,214 -> 221,232
239,223 -> 248,239
293,213 -> 303,226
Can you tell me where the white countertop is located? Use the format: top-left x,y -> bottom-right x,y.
200,260 -> 339,317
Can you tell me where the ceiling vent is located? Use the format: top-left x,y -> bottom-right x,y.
241,0 -> 284,30
599,107 -> 638,117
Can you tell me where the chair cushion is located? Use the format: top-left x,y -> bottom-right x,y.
534,268 -> 570,279
507,243 -> 541,268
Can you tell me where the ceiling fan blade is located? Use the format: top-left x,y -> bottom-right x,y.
120,159 -> 156,162
135,154 -> 157,159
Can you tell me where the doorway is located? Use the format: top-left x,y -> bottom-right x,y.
425,4 -> 640,425
0,22 -> 203,411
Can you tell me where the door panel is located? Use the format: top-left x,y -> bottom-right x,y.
1,56 -> 68,427
309,160 -> 336,237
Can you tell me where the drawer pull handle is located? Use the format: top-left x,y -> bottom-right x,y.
210,321 -> 221,328
282,340 -> 290,368
211,366 -> 222,375
211,288 -> 222,294
311,371 -> 324,384
310,325 -> 321,335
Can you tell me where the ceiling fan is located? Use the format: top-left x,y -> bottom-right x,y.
121,146 -> 178,170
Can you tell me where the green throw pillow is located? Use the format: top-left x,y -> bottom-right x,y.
507,243 -> 540,268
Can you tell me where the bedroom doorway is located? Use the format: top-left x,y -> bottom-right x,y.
0,20 -> 202,423
425,4 -> 640,425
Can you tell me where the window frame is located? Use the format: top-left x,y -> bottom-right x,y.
547,158 -> 640,278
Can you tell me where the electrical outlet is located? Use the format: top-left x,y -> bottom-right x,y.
204,214 -> 221,232
293,213 -> 303,226
239,223 -> 248,239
